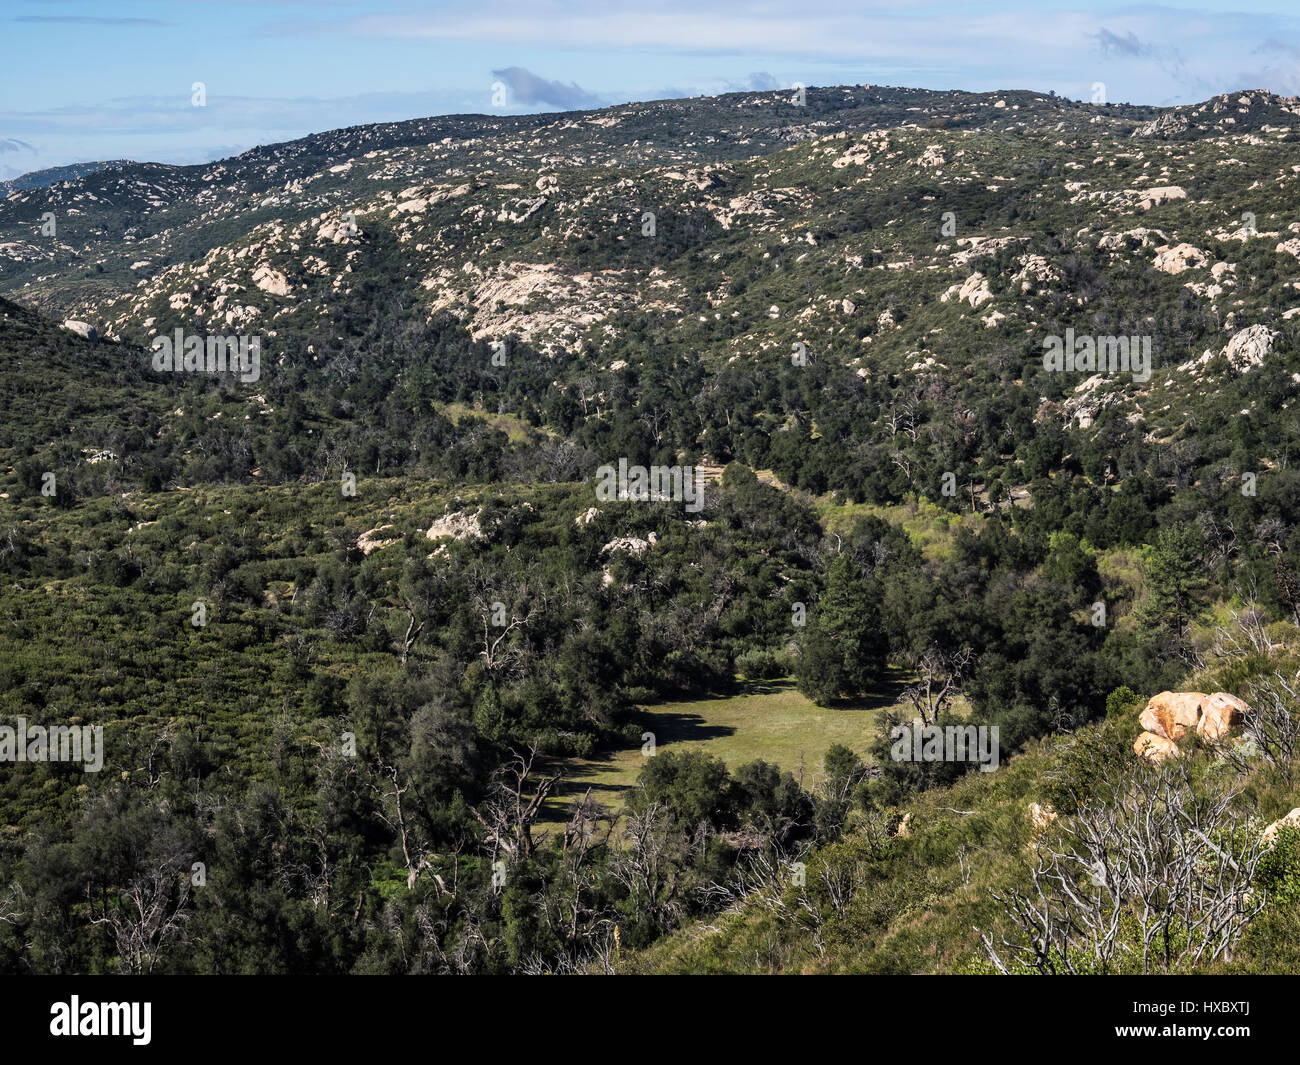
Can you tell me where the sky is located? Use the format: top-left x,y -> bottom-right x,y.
4,0 -> 1300,179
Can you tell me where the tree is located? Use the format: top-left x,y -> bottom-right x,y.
796,554 -> 888,703
982,763 -> 1267,974
1041,530 -> 1100,599
1139,524 -> 1208,655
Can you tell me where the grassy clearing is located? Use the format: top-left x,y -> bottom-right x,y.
438,401 -> 553,445
540,672 -> 914,827
813,496 -> 984,563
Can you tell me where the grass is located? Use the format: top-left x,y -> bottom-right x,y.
813,495 -> 985,563
438,401 -> 553,446
540,671 -> 914,827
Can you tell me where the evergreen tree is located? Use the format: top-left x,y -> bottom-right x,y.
796,554 -> 888,702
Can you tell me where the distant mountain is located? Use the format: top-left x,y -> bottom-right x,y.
0,159 -> 132,198
2,83 -> 1299,502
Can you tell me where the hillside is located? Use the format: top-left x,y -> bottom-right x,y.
0,84 -> 1298,977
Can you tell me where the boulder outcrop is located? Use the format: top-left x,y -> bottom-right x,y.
1132,690 -> 1248,762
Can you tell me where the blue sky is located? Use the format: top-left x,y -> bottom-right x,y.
4,0 -> 1300,178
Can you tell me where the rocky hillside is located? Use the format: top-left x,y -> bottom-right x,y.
0,160 -> 131,198
3,86 -> 1299,494
2,85 -> 1300,978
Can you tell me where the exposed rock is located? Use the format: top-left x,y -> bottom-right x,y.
1222,324 -> 1277,373
831,130 -> 889,169
1140,691 -> 1206,741
495,196 -> 547,223
1097,227 -> 1167,252
316,215 -> 363,244
1152,242 -> 1208,275
941,272 -> 993,308
709,187 -> 804,230
1132,185 -> 1187,210
425,509 -> 482,542
1131,113 -> 1191,138
600,532 -> 657,556
423,260 -> 659,356
252,264 -> 291,296
1198,692 -> 1248,742
1134,690 -> 1249,760
950,235 -> 1026,268
357,525 -> 398,555
61,319 -> 96,340
1134,731 -> 1181,762
1012,254 -> 1060,291
915,143 -> 947,168
1262,809 -> 1300,848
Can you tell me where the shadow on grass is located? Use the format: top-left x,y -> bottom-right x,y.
732,670 -> 913,712
638,709 -> 738,744
729,676 -> 797,697
830,668 -> 913,712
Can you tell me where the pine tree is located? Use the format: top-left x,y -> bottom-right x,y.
796,554 -> 888,702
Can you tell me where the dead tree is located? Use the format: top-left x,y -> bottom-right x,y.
982,762 -> 1268,974
471,745 -> 563,862
1237,674 -> 1300,785
903,644 -> 974,725
371,759 -> 442,891
88,852 -> 193,975
607,802 -> 685,935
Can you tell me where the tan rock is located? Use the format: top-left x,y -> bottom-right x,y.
425,509 -> 482,542
1133,185 -> 1186,211
1198,692 -> 1248,742
940,271 -> 993,308
61,319 -> 97,341
1134,731 -> 1181,762
357,525 -> 398,556
252,264 -> 291,296
1134,691 -> 1248,760
1222,324 -> 1277,373
1140,691 -> 1206,740
1262,809 -> 1300,847
1152,242 -> 1208,275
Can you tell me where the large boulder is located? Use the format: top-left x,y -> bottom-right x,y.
1199,692 -> 1249,742
1139,691 -> 1205,740
1152,242 -> 1208,275
425,509 -> 482,542
357,525 -> 398,556
1133,691 -> 1249,762
1134,731 -> 1181,762
1222,324 -> 1277,374
61,319 -> 97,341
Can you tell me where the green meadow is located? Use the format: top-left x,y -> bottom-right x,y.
541,672 -> 917,826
